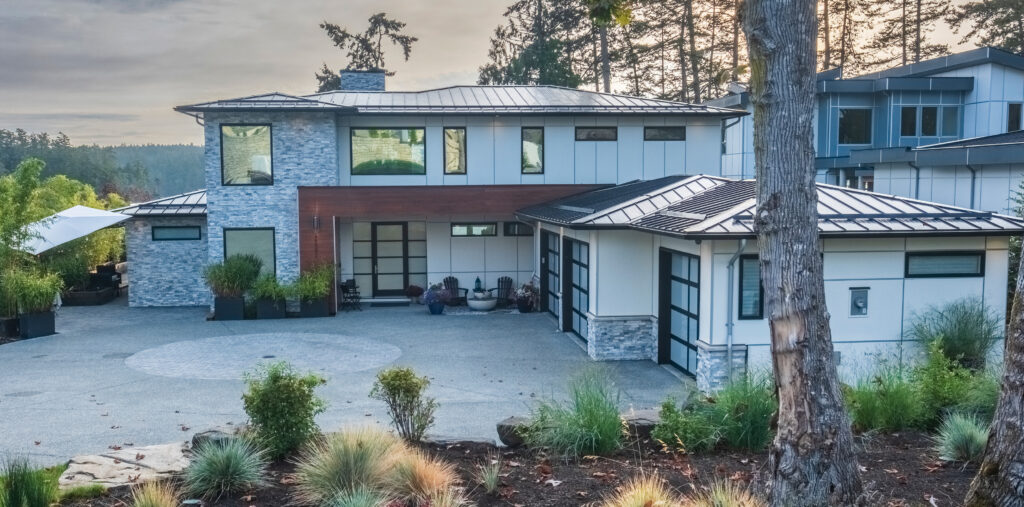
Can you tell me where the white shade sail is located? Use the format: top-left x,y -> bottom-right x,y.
22,205 -> 130,255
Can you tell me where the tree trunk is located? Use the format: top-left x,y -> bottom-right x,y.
839,0 -> 850,70
823,0 -> 832,69
685,0 -> 701,103
599,24 -> 611,93
964,252 -> 1024,505
741,0 -> 865,505
901,0 -> 908,66
732,0 -> 740,80
914,0 -> 922,62
679,19 -> 690,102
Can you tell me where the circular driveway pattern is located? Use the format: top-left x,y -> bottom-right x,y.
125,333 -> 401,380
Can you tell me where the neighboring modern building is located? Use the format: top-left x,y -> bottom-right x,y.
120,72 -> 1024,391
714,46 -> 1024,215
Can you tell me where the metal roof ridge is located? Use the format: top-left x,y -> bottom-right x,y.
574,175 -> 718,224
682,197 -> 757,234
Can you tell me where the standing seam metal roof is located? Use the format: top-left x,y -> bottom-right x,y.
117,189 -> 207,217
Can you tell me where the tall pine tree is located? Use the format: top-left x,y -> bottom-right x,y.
866,0 -> 948,68
949,0 -> 1024,55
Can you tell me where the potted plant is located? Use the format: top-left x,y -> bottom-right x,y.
404,285 -> 424,304
0,271 -> 19,338
472,276 -> 488,299
251,274 -> 287,319
203,254 -> 262,320
514,283 -> 538,313
422,283 -> 450,315
10,270 -> 63,339
293,264 -> 333,318
46,253 -> 116,306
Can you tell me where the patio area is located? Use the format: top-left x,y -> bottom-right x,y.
0,297 -> 686,466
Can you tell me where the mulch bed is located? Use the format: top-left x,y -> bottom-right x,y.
64,432 -> 973,507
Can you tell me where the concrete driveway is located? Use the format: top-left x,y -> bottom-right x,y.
0,297 -> 686,466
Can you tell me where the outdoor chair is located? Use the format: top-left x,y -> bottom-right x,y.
339,279 -> 362,311
443,276 -> 468,306
490,276 -> 514,307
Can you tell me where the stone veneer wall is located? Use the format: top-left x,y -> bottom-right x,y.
695,341 -> 749,393
585,315 -> 657,361
126,217 -> 211,307
204,112 -> 339,287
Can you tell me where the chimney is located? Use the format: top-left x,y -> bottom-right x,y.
339,69 -> 386,91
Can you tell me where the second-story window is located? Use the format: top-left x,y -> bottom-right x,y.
221,125 -> 272,185
351,128 -> 426,175
941,107 -> 959,136
443,127 -> 467,175
921,106 -> 938,136
575,127 -> 618,141
900,107 -> 917,136
644,126 -> 686,141
1009,103 -> 1022,132
838,108 -> 871,145
522,127 -> 544,174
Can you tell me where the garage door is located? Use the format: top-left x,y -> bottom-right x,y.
540,231 -> 560,318
566,239 -> 589,341
658,249 -> 699,376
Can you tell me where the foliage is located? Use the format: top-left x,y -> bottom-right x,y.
316,13 -> 418,91
707,374 -> 777,451
906,297 -> 1002,370
250,274 -> 287,301
912,342 -> 974,426
422,284 -> 451,306
326,487 -> 392,507
369,367 -> 438,442
203,254 -> 262,298
846,365 -> 926,432
934,412 -> 988,464
184,437 -> 267,499
58,484 -> 106,502
0,458 -> 58,507
598,472 -> 681,507
43,251 -> 90,292
404,285 -> 424,298
242,362 -> 326,458
386,449 -> 458,504
112,144 -> 203,197
425,487 -> 471,507
513,283 -> 539,306
957,367 -> 1001,423
651,396 -> 720,454
682,479 -> 765,507
525,367 -> 623,457
475,454 -> 502,494
293,426 -> 407,506
292,264 -> 333,302
0,158 -> 42,271
5,269 -> 62,314
948,0 -> 1024,55
130,481 -> 179,507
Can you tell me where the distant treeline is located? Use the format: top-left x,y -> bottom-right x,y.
0,129 -> 203,201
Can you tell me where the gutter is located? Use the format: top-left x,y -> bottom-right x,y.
725,238 -> 748,383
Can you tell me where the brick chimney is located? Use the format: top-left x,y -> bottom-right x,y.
339,69 -> 386,91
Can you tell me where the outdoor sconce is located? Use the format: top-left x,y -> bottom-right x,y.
312,215 -> 321,231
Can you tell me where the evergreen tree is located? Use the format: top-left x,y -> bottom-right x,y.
583,0 -> 632,93
315,13 -> 418,92
819,0 -> 872,74
948,0 -> 1024,55
865,0 -> 949,68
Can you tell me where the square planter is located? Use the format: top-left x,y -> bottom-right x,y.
299,298 -> 329,318
214,296 -> 245,321
256,299 -> 286,319
1,317 -> 20,338
19,311 -> 55,339
62,287 -> 116,306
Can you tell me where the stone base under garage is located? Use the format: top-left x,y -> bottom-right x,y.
585,315 -> 656,361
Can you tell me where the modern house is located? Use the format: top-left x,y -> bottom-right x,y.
714,46 -> 1024,215
120,71 -> 1024,391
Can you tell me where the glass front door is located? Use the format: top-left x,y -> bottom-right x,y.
373,223 -> 406,297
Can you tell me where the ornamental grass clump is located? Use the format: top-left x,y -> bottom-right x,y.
475,454 -> 502,494
326,487 -> 392,507
934,412 -> 988,465
906,296 -> 1002,370
369,367 -> 438,442
957,367 -> 1001,423
708,374 -> 776,451
292,426 -> 408,506
250,273 -> 288,302
651,395 -> 720,454
846,364 -> 926,432
203,254 -> 262,298
293,264 -> 334,302
242,361 -> 326,458
0,458 -> 58,507
386,449 -> 458,504
598,473 -> 681,507
525,367 -> 623,458
183,437 -> 268,499
130,481 -> 180,507
683,479 -> 765,507
5,269 -> 62,314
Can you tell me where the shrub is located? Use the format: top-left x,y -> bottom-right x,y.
846,366 -> 925,432
326,487 -> 392,507
651,397 -> 720,454
426,488 -> 470,507
386,449 -> 458,504
130,481 -> 180,507
683,479 -> 765,507
6,269 -> 62,314
242,361 -> 326,458
203,254 -> 262,298
0,270 -> 17,318
184,437 -> 268,499
250,273 -> 287,301
292,264 -> 333,302
934,412 -> 988,464
369,367 -> 438,442
293,426 -> 408,506
525,367 -> 623,457
0,458 -> 58,507
958,368 -> 1001,423
599,473 -> 681,507
906,297 -> 1002,369
708,375 -> 777,451
475,454 -> 502,494
912,342 -> 974,427
43,253 -> 90,292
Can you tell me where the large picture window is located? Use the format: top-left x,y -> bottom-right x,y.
223,228 -> 275,275
350,128 -> 426,175
522,127 -> 544,174
838,108 -> 872,145
443,127 -> 467,175
221,125 -> 272,185
905,251 -> 984,278
738,255 -> 763,319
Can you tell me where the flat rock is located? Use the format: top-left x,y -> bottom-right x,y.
423,434 -> 497,446
496,416 -> 531,448
59,443 -> 190,490
622,408 -> 661,439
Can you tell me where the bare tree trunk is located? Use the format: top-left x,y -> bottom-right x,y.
741,0 -> 864,505
964,252 -> 1024,505
599,24 -> 611,93
839,0 -> 850,70
685,0 -> 701,102
901,0 -> 908,66
679,20 -> 690,102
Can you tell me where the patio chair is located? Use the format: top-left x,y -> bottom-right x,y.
443,276 -> 468,306
339,279 -> 362,311
490,276 -> 514,307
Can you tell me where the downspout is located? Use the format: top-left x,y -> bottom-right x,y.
725,238 -> 748,383
967,164 -> 977,209
908,161 -> 921,199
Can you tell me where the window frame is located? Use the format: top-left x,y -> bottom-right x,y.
222,227 -> 276,276
1009,103 -> 1023,133
941,106 -> 960,137
151,225 -> 201,241
220,123 -> 273,186
575,126 -> 618,141
644,126 -> 687,141
503,221 -> 534,236
900,106 -> 918,137
521,127 -> 545,174
349,127 -> 427,176
450,222 -> 498,237
737,254 -> 764,320
920,106 -> 938,136
837,108 -> 873,145
904,251 -> 985,279
442,127 -> 467,175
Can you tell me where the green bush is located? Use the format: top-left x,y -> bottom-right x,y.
43,253 -> 90,292
184,437 -> 267,499
525,367 -> 623,457
0,458 -> 58,507
906,297 -> 1002,369
708,375 -> 777,451
912,342 -> 974,427
242,361 -> 326,458
293,426 -> 407,506
0,270 -> 18,318
203,254 -> 262,298
934,412 -> 988,464
5,269 -> 62,314
846,366 -> 925,432
369,367 -> 438,442
957,368 -> 1001,423
651,396 -> 720,453
292,264 -> 334,302
250,273 -> 287,301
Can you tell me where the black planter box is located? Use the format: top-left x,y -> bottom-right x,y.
214,296 -> 245,321
256,299 -> 286,319
19,311 -> 55,339
1,317 -> 19,338
63,287 -> 117,306
299,298 -> 329,318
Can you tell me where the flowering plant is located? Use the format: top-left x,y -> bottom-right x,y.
422,283 -> 451,305
404,285 -> 424,298
513,283 -> 539,306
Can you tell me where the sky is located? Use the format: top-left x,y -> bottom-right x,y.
0,0 -> 972,147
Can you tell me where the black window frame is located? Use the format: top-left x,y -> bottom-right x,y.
223,227 -> 276,276
904,251 -> 985,278
442,127 -> 467,175
738,254 -> 764,320
644,126 -> 687,141
503,222 -> 534,236
450,222 -> 498,237
1009,103 -> 1023,132
900,106 -> 918,137
521,127 -> 545,174
349,127 -> 427,176
575,126 -> 618,141
220,123 -> 273,186
151,225 -> 201,241
837,108 -> 872,145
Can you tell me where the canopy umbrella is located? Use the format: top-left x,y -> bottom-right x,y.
21,205 -> 130,255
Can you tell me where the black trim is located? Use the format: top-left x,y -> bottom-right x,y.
370,222 -> 410,297
904,250 -> 985,278
738,254 -> 764,320
644,126 -> 687,141
540,230 -> 559,316
151,225 -> 201,241
503,222 -> 534,236
574,126 -> 618,141
521,127 -> 545,174
220,124 -> 273,186
442,127 -> 467,175
565,238 -> 590,341
451,223 -> 497,237
223,227 -> 276,276
349,127 -> 427,175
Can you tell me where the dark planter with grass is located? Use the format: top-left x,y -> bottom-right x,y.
256,299 -> 286,319
516,300 -> 534,313
299,298 -> 329,318
1,317 -> 19,338
62,286 -> 117,306
214,296 -> 245,321
19,311 -> 55,339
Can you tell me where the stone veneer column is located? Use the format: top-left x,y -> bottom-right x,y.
585,315 -> 657,361
695,341 -> 749,393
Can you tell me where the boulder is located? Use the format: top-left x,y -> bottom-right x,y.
423,434 -> 497,447
190,424 -> 246,450
496,416 -> 531,448
622,408 -> 661,439
59,443 -> 190,490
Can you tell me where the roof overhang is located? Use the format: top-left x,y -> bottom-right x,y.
817,76 -> 974,94
850,143 -> 1024,166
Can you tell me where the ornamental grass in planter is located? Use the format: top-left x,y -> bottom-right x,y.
293,265 -> 333,318
0,270 -> 20,338
8,269 -> 63,339
204,254 -> 262,320
251,274 -> 287,319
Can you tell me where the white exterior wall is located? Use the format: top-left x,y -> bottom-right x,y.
935,63 -> 1024,138
873,162 -> 1024,214
721,106 -> 755,179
